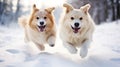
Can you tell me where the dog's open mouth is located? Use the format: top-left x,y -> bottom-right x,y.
71,26 -> 81,33
38,25 -> 46,32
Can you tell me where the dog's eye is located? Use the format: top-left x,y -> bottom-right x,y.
44,17 -> 47,19
71,17 -> 74,20
79,17 -> 83,20
36,17 -> 39,20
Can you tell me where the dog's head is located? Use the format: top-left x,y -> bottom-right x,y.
63,3 -> 91,33
29,4 -> 55,32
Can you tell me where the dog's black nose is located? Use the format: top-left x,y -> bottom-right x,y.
50,44 -> 55,47
74,23 -> 79,27
40,21 -> 44,25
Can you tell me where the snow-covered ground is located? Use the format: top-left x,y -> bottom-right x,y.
0,20 -> 120,67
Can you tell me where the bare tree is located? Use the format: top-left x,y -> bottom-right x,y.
117,0 -> 120,19
0,0 -> 13,25
14,0 -> 21,21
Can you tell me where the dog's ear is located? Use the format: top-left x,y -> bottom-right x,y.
80,4 -> 91,14
63,3 -> 73,13
45,7 -> 55,14
33,4 -> 36,10
32,4 -> 39,12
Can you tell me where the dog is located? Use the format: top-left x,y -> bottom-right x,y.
59,3 -> 95,58
18,4 -> 56,51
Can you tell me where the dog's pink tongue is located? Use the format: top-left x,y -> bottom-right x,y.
39,26 -> 44,32
40,28 -> 44,32
73,28 -> 79,33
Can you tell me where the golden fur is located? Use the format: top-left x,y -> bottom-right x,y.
18,4 -> 56,51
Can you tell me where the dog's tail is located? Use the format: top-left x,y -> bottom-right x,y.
18,16 -> 27,28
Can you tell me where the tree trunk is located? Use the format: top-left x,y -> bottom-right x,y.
111,0 -> 116,21
15,0 -> 20,21
117,0 -> 120,19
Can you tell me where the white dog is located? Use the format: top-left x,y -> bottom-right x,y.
59,3 -> 95,58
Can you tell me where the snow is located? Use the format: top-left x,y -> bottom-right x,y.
0,20 -> 120,67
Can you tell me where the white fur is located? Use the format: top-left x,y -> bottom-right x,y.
80,40 -> 90,58
47,36 -> 55,46
37,18 -> 46,26
27,25 -> 47,45
63,42 -> 77,54
71,19 -> 82,28
59,3 -> 95,58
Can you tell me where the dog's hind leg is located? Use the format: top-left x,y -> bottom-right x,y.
34,42 -> 45,51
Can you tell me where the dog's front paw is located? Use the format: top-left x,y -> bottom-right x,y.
47,36 -> 55,47
49,44 -> 55,47
80,48 -> 88,58
69,48 -> 77,54
64,43 -> 77,54
67,46 -> 77,54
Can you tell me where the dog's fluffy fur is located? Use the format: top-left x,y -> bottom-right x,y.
59,3 -> 95,58
18,4 -> 56,51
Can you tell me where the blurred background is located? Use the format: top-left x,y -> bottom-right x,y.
0,0 -> 120,26
0,1 -> 120,67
